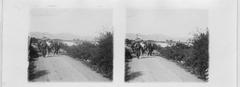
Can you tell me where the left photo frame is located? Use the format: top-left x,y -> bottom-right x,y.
28,5 -> 114,82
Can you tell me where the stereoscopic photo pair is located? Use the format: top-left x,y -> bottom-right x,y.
27,7 -> 209,83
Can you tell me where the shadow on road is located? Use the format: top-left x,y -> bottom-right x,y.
127,72 -> 142,81
29,70 -> 49,81
34,70 -> 49,79
125,62 -> 142,82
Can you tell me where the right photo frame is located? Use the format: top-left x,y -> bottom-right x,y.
124,5 -> 209,82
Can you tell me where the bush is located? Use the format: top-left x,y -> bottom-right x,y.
92,32 -> 113,79
66,41 -> 98,61
158,30 -> 209,81
64,32 -> 113,80
191,31 -> 209,80
159,42 -> 192,61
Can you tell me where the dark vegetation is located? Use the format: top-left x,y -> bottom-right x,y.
125,46 -> 133,81
158,30 -> 209,81
28,37 -> 41,81
62,32 -> 113,80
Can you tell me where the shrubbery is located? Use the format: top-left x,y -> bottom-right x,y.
65,41 -> 98,61
63,32 -> 113,80
28,37 -> 41,81
191,31 -> 209,80
92,32 -> 113,79
158,30 -> 209,81
125,39 -> 133,81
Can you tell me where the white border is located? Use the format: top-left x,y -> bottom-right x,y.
0,0 -> 2,86
237,0 -> 240,86
2,0 -> 238,87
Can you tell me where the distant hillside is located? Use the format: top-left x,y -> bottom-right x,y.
30,32 -> 95,41
126,33 -> 188,41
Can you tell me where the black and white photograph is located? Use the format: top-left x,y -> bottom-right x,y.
1,0 -> 239,87
125,7 -> 209,82
27,1 -> 113,82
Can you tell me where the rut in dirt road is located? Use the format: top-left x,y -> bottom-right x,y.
32,55 -> 109,82
127,56 -> 203,82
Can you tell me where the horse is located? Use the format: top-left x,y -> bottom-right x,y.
134,43 -> 142,59
140,42 -> 147,56
147,42 -> 154,56
45,40 -> 53,57
35,39 -> 62,57
53,41 -> 61,55
38,39 -> 48,57
132,41 -> 147,58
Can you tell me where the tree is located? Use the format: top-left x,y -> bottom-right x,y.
93,32 -> 113,79
191,30 -> 209,80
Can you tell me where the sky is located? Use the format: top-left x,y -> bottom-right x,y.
30,0 -> 210,38
127,9 -> 208,38
30,8 -> 112,37
126,0 -> 210,38
30,0 -> 113,37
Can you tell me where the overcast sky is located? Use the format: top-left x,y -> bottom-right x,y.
30,8 -> 112,37
127,9 -> 208,38
126,0 -> 209,38
30,0 -> 113,37
30,0 -> 210,38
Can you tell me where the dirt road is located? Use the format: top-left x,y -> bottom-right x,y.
127,56 -> 203,82
32,55 -> 109,82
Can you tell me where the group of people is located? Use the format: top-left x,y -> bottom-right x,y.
28,37 -> 62,58
126,34 -> 157,59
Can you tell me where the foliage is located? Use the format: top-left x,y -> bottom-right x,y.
93,32 -> 113,79
158,30 -> 209,81
28,37 -> 40,81
191,30 -> 209,80
64,32 -> 113,80
66,41 -> 98,61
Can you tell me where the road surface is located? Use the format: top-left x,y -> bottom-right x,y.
32,55 -> 109,82
127,56 -> 203,82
